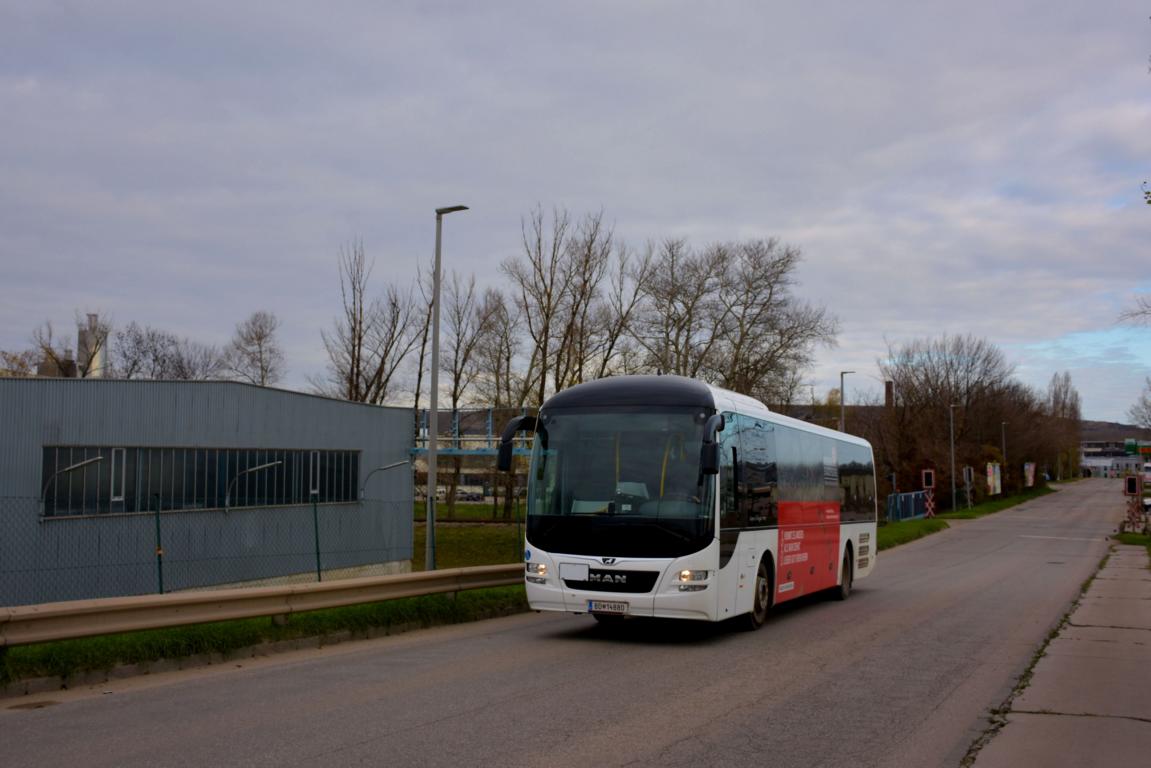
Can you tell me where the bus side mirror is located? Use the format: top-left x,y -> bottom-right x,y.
497,415 -> 538,472
699,413 -> 725,475
700,443 -> 719,475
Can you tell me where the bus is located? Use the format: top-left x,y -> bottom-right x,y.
498,375 -> 877,629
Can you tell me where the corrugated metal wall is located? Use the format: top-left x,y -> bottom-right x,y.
0,379 -> 414,606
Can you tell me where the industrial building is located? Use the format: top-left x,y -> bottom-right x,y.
0,378 -> 413,606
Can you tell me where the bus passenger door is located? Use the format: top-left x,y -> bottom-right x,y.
716,415 -> 745,619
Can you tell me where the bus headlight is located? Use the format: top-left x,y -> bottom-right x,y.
526,562 -> 548,584
676,569 -> 708,591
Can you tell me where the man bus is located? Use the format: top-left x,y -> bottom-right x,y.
498,375 -> 877,629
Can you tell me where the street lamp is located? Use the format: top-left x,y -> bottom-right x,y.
427,204 -> 469,570
224,461 -> 283,513
40,456 -> 104,515
949,404 -> 961,512
1001,421 -> 1008,490
839,371 -> 855,432
360,459 -> 410,500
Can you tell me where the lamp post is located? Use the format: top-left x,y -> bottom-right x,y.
839,370 -> 855,432
1001,421 -> 1008,491
949,404 -> 960,512
427,204 -> 468,571
224,461 -> 283,513
40,456 -> 104,515
360,460 -> 410,500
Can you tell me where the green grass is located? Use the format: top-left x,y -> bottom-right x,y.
1113,532 -> 1151,559
412,521 -> 524,571
412,499 -> 526,523
936,485 -> 1055,520
877,518 -> 950,550
0,585 -> 528,686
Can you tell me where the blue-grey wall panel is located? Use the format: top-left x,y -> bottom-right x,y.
0,380 -> 414,606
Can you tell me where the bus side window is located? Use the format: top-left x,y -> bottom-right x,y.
719,414 -> 742,529
742,420 -> 777,527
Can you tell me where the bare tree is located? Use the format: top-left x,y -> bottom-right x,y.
32,312 -> 112,377
410,262 -> 436,422
112,322 -> 226,380
0,349 -> 37,377
502,206 -> 573,407
1119,295 -> 1151,325
1046,371 -> 1082,480
472,287 -> 526,518
169,338 -> 228,380
316,242 -> 419,404
550,211 -> 613,390
591,243 -> 653,378
473,288 -> 523,410
226,310 -> 285,386
710,239 -> 838,403
442,271 -> 491,514
113,322 -> 179,379
1130,377 -> 1151,429
630,239 -> 731,378
877,335 -> 1019,508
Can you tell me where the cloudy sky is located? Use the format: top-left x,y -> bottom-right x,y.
2,1 -> 1148,422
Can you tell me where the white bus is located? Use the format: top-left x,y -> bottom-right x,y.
498,375 -> 877,629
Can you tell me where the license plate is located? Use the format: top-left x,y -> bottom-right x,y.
587,600 -> 628,615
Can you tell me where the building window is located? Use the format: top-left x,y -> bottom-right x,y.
41,446 -> 361,517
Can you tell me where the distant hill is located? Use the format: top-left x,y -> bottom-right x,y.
1080,420 -> 1151,443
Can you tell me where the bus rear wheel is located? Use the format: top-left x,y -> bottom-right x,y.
834,549 -> 853,601
742,559 -> 772,631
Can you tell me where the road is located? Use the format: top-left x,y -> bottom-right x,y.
1,479 -> 1122,768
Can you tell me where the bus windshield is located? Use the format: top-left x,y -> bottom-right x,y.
526,407 -> 714,558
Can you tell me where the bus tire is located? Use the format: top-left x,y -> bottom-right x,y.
742,557 -> 773,631
834,547 -> 853,601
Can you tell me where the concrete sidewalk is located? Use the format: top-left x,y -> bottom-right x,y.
973,544 -> 1151,766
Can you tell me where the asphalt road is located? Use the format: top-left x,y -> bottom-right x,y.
1,479 -> 1122,768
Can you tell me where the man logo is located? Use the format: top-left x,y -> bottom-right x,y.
601,557 -> 617,565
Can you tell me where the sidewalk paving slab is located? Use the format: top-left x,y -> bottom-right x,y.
1070,596 -> 1151,630
1045,625 -> 1151,663
973,713 -> 1151,768
973,545 -> 1151,767
1084,577 -> 1151,598
1014,649 -> 1151,720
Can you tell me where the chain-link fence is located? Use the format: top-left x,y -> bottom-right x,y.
0,495 -> 413,607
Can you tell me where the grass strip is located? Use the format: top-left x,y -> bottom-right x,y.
936,485 -> 1055,520
1113,532 -> 1151,560
411,521 -> 523,571
412,500 -> 527,524
877,518 -> 950,550
1,585 -> 528,686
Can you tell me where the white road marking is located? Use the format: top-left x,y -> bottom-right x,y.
1019,535 -> 1101,541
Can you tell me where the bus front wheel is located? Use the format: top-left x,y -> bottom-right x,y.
742,559 -> 773,631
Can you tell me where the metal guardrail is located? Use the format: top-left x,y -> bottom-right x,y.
0,564 -> 523,648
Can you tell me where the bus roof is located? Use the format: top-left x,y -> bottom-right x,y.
541,375 -> 872,450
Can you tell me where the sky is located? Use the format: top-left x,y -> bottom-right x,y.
1,1 -> 1148,422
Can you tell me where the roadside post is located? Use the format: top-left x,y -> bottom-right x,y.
153,493 -> 165,594
1123,474 -> 1147,534
921,469 -> 936,518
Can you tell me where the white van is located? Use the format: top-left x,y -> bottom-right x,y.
1144,462 -> 1151,484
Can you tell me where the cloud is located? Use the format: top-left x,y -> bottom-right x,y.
1,1 -> 1147,420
